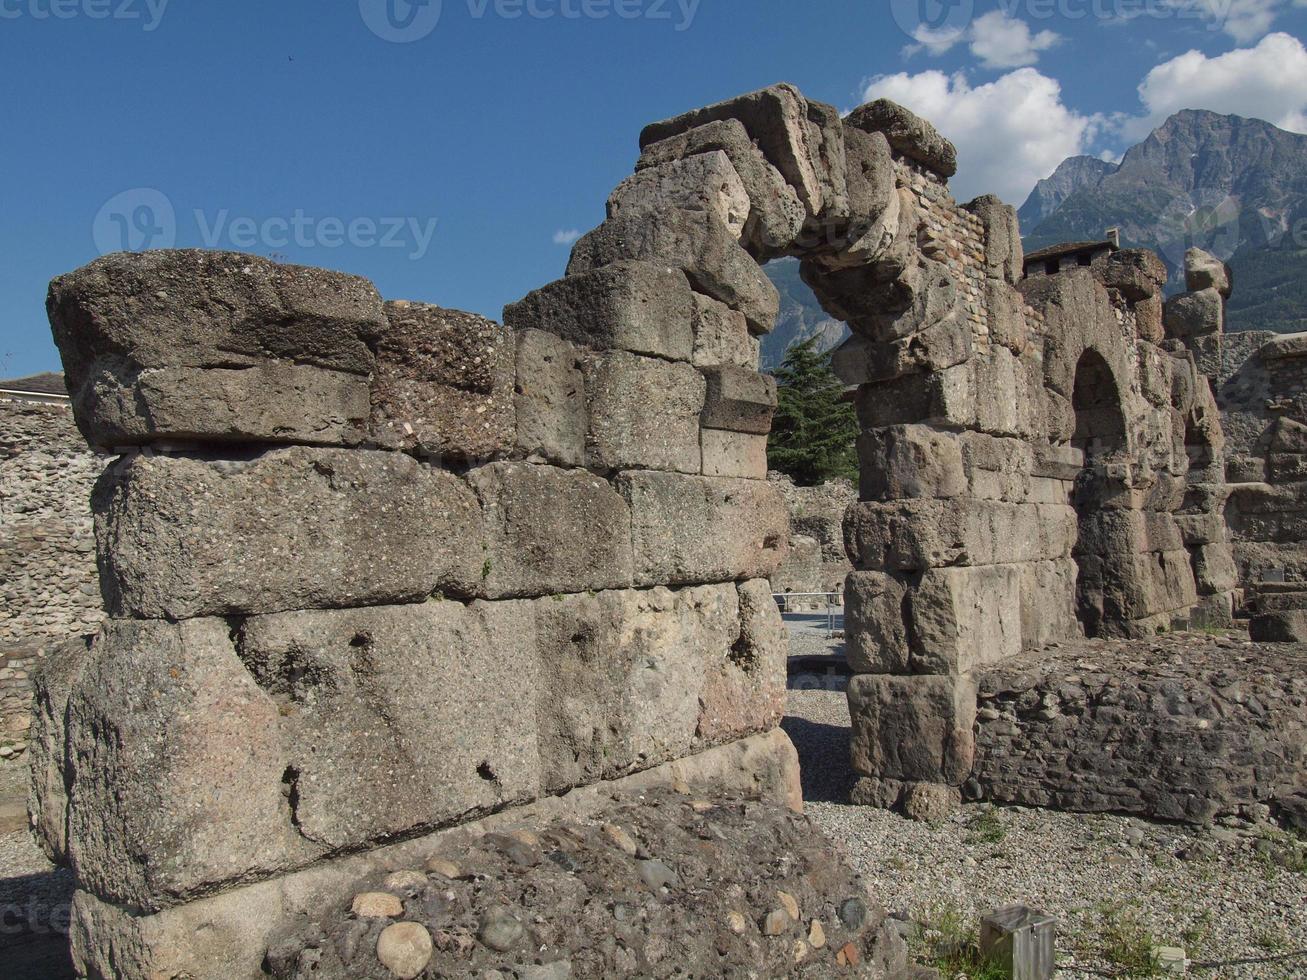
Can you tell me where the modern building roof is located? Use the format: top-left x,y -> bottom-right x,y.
0,372 -> 68,396
1024,240 -> 1118,266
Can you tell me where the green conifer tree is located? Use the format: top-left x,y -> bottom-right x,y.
766,338 -> 858,486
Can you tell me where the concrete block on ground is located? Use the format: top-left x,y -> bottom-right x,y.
94,448 -> 482,619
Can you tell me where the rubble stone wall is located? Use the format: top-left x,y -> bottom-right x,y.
0,398 -> 102,755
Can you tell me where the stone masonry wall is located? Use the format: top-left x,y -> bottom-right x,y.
34,229 -> 795,974
0,397 -> 102,757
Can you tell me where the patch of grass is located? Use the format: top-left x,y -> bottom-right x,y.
965,806 -> 1006,845
1254,927 -> 1286,952
909,903 -> 1009,980
1096,903 -> 1161,977
1180,910 -> 1214,955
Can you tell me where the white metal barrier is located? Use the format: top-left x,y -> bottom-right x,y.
771,591 -> 842,637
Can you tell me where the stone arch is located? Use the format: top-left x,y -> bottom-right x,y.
1071,348 -> 1127,461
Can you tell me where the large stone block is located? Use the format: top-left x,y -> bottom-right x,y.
28,634 -> 92,866
503,261 -> 694,362
965,195 -> 1023,285
238,601 -> 542,850
845,571 -> 910,674
1185,247 -> 1232,298
1099,249 -> 1167,301
1018,559 -> 1080,648
584,351 -> 705,473
909,565 -> 1023,674
58,619 -> 319,911
844,498 -> 1072,571
848,674 -> 977,784
369,301 -> 515,461
701,428 -> 768,479
700,365 -> 777,435
845,99 -> 957,178
468,461 -> 634,598
513,328 -> 587,467
858,424 -> 965,501
48,250 -> 387,447
1164,288 -> 1223,339
95,448 -> 482,619
1193,542 -> 1238,595
619,471 -> 788,586
831,314 -> 973,384
690,292 -> 759,369
608,151 -> 751,242
637,118 -> 806,258
567,208 -> 779,335
639,83 -> 847,223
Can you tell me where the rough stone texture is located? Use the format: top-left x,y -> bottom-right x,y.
1185,247 -> 1232,298
263,791 -> 911,980
64,730 -> 803,980
689,292 -> 760,369
845,100 -> 957,178
844,571 -> 909,674
47,250 -> 386,446
620,471 -> 788,587
701,428 -> 768,480
771,474 -> 856,599
584,351 -> 706,473
468,462 -> 634,599
909,565 -> 1023,674
971,632 -> 1307,824
513,328 -> 587,467
567,208 -> 779,335
503,261 -> 694,362
964,195 -> 1022,285
95,448 -> 482,618
608,150 -> 752,242
848,674 -> 977,785
1164,288 -> 1223,339
369,301 -> 516,461
700,364 -> 778,435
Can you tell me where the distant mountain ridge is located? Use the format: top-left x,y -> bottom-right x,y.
1019,110 -> 1307,333
760,257 -> 848,370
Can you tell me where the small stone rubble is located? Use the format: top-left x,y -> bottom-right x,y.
263,790 -> 931,980
970,629 -> 1307,824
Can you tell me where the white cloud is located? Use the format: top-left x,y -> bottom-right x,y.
903,10 -> 1060,68
1161,0 -> 1290,44
1127,32 -> 1307,138
552,228 -> 581,246
860,68 -> 1101,204
968,11 -> 1062,68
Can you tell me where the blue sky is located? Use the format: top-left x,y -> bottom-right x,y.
3,0 -> 1306,377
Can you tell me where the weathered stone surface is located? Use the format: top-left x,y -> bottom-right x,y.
369,301 -> 515,461
64,730 -> 803,980
262,789 -> 904,980
1099,249 -> 1167,301
1134,293 -> 1164,343
620,471 -> 788,586
27,633 -> 91,866
831,316 -> 972,384
845,99 -> 957,178
513,328 -> 587,466
584,351 -> 705,473
608,151 -> 751,242
965,195 -> 1022,285
48,250 -> 386,446
503,260 -> 694,361
637,118 -> 806,257
1193,542 -> 1238,595
972,635 -> 1307,823
467,462 -> 634,598
48,249 -> 385,380
984,280 -> 1030,353
700,365 -> 777,435
701,428 -> 768,480
1251,610 -> 1307,642
1164,288 -> 1223,339
567,208 -> 780,335
844,498 -> 1074,571
58,619 -> 318,910
69,363 -> 371,449
690,292 -> 759,369
238,601 -> 542,850
844,571 -> 909,674
95,448 -> 481,618
1185,247 -> 1232,298
639,83 -> 847,223
857,424 -> 965,501
842,127 -> 895,226
1017,559 -> 1080,649
910,565 -> 1023,674
848,673 -> 977,784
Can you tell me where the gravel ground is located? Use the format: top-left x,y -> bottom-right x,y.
784,684 -> 1307,979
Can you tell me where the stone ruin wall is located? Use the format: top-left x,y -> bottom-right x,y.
22,81 -> 1252,975
769,473 -> 856,601
0,397 -> 102,757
